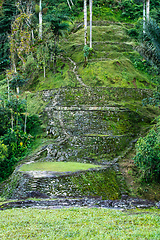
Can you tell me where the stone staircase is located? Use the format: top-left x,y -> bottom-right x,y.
40,87 -> 153,164
1,87 -> 157,200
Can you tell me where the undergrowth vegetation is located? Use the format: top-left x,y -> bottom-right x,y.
134,118 -> 160,182
0,95 -> 42,182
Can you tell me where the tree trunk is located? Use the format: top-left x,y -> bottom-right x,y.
54,37 -> 57,73
7,78 -> 10,101
89,0 -> 92,48
39,0 -> 42,39
31,29 -> 34,43
16,102 -> 18,126
143,0 -> 146,34
16,86 -> 19,95
12,58 -> 17,73
84,0 -> 87,46
66,0 -> 71,9
11,109 -> 14,132
24,94 -> 27,133
44,65 -> 46,78
146,0 -> 150,21
70,0 -> 74,6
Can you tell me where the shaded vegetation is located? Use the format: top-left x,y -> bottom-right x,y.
134,118 -> 160,182
0,96 -> 42,182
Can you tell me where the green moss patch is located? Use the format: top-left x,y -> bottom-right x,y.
1,167 -> 126,200
66,169 -> 122,199
78,60 -> 151,88
19,162 -> 101,172
29,168 -> 124,200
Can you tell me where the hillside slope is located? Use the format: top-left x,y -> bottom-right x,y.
1,13 -> 160,201
28,20 -> 154,91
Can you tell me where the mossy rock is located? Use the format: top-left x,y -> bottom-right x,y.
1,167 -> 126,200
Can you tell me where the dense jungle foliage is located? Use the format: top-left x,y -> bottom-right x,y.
0,0 -> 160,74
0,95 -> 41,181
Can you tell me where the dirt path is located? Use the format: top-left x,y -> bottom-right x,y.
67,57 -> 88,87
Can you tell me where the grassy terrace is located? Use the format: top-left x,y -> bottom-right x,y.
0,208 -> 159,239
28,22 -> 154,91
19,162 -> 101,172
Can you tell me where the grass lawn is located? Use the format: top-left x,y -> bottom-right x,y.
0,208 -> 160,239
19,162 -> 101,172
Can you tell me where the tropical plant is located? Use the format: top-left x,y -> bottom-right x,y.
0,127 -> 33,182
144,19 -> 160,66
0,95 -> 42,182
0,0 -> 16,72
134,118 -> 160,182
83,44 -> 93,66
135,18 -> 160,74
44,10 -> 70,72
0,140 -> 8,163
10,74 -> 26,93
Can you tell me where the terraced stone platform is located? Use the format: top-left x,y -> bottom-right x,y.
40,87 -> 154,163
1,87 -> 159,200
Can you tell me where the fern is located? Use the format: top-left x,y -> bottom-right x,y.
144,19 -> 160,67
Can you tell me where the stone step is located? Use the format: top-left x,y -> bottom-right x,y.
0,197 -> 155,210
46,106 -> 127,111
41,87 -> 153,105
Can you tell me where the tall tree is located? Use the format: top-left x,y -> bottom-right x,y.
143,0 -> 146,33
44,11 -> 69,73
66,0 -> 71,9
146,0 -> 150,21
9,11 -> 31,72
145,19 -> 160,66
39,0 -> 42,39
136,0 -> 150,33
0,0 -> 16,72
84,0 -> 87,46
89,0 -> 92,48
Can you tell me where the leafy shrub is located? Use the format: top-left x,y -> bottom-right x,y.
117,0 -> 142,20
0,97 -> 26,135
1,127 -> 33,158
0,106 -> 10,135
0,141 -> 8,162
24,55 -> 39,80
127,28 -> 139,38
0,127 -> 34,182
0,157 -> 17,182
134,119 -> 160,182
0,96 -> 42,182
83,45 -> 93,58
142,91 -> 160,107
10,74 -> 26,92
26,115 -> 42,135
136,19 -> 160,70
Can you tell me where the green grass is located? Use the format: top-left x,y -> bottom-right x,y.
24,92 -> 47,115
60,24 -> 153,89
78,60 -> 151,88
19,162 -> 101,172
0,208 -> 160,239
27,58 -> 78,91
24,14 -> 156,91
34,68 -> 77,91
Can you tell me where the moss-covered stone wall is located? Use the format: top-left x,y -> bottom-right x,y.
1,167 -> 127,200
